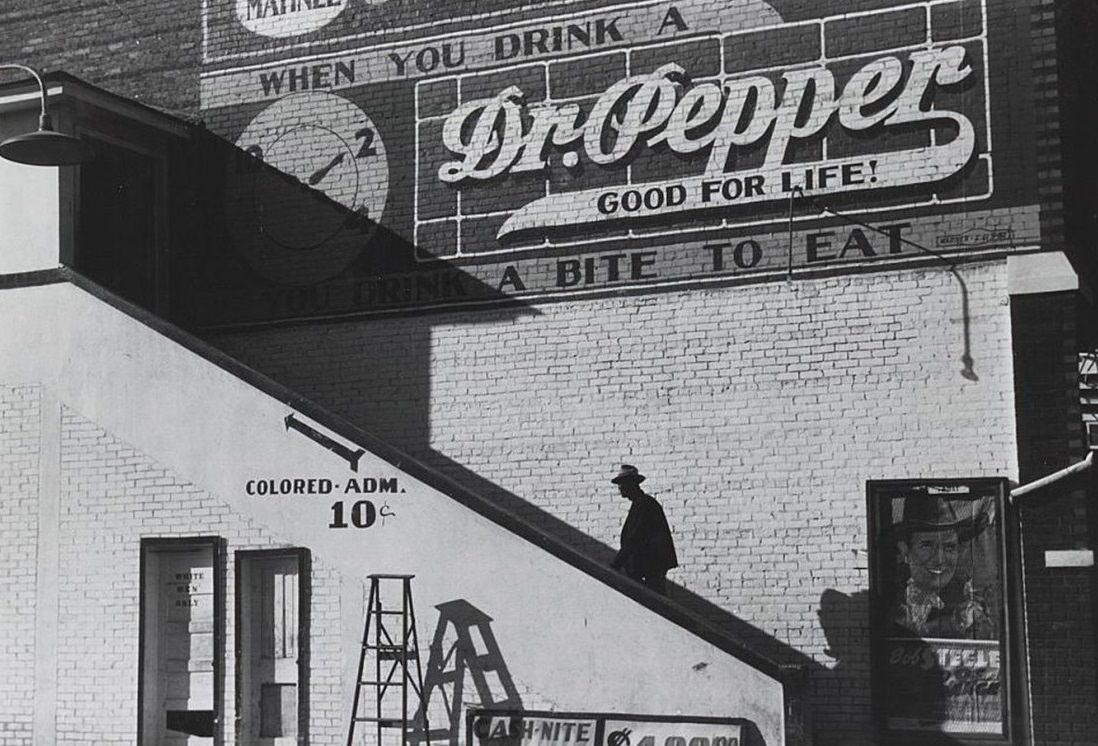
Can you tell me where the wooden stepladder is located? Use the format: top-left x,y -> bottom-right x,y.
347,574 -> 430,746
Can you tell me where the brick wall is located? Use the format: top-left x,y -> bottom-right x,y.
1029,0 -> 1066,258
55,404 -> 345,745
0,2 -> 202,117
0,385 -> 40,746
1051,0 -> 1098,293
1010,291 -> 1098,744
1,0 -> 1090,741
213,259 -> 1019,743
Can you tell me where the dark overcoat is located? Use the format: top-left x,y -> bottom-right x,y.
612,492 -> 678,578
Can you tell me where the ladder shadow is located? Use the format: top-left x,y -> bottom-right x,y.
410,599 -> 523,746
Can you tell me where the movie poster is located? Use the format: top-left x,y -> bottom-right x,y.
868,479 -> 1011,738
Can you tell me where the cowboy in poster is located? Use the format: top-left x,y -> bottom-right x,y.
882,492 -> 1004,735
891,498 -> 998,640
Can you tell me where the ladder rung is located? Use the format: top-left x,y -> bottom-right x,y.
353,717 -> 405,727
380,651 -> 417,660
364,645 -> 417,657
373,610 -> 405,616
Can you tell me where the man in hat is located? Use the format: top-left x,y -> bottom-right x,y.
609,465 -> 678,595
891,496 -> 996,639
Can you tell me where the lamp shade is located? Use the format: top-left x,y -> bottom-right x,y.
0,128 -> 93,165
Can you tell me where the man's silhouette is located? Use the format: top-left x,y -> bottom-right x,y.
609,464 -> 678,595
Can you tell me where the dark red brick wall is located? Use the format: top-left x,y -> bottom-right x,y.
0,1 -> 202,117
1052,0 -> 1098,311
1011,290 -> 1098,744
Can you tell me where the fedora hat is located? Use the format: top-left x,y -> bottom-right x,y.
896,496 -> 990,542
611,464 -> 646,484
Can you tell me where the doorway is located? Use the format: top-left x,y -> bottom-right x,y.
140,538 -> 222,745
236,549 -> 310,745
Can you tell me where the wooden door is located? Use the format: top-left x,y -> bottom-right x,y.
142,544 -> 217,745
238,553 -> 304,745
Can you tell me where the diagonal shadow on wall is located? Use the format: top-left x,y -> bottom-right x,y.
170,127 -> 536,328
176,130 -> 831,742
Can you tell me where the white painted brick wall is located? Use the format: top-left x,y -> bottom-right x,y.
0,385 -> 40,746
212,260 -> 1018,740
55,405 -> 345,745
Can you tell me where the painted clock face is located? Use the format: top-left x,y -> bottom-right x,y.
227,91 -> 389,285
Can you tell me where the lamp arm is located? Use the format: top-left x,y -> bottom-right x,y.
805,197 -> 979,381
0,63 -> 51,130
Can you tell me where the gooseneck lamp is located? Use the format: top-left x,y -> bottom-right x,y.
0,64 -> 93,166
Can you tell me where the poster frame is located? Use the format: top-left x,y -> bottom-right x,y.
865,477 -> 1026,745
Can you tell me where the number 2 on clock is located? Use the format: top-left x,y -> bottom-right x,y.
355,125 -> 377,158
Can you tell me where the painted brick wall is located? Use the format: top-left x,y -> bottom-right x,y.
0,385 -> 40,746
55,404 -> 345,745
212,259 -> 1019,743
0,0 -> 1089,742
178,0 -> 1049,333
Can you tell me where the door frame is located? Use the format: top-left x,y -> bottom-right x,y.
137,536 -> 226,746
234,548 -> 311,745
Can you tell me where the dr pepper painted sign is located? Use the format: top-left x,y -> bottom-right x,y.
195,0 -> 1039,321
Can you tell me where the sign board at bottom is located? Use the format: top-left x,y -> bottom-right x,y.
468,710 -> 743,746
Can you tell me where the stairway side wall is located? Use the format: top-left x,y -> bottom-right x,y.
214,258 -> 1020,742
0,281 -> 786,745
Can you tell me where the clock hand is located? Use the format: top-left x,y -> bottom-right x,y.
307,152 -> 345,186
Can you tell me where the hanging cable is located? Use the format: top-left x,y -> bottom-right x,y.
797,195 -> 979,381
